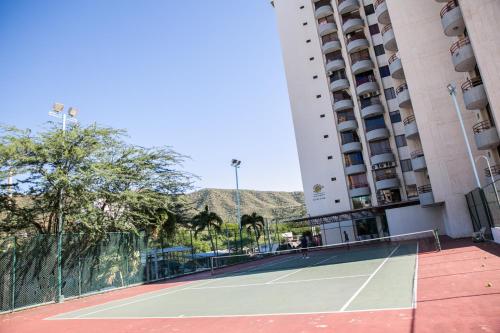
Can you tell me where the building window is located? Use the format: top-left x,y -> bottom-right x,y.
395,134 -> 407,148
309,57 -> 315,61
302,22 -> 308,26
313,75 -> 318,79
316,94 -> 322,98
406,185 -> 418,199
331,177 -> 336,181
379,65 -> 390,78
335,199 -> 340,203
324,135 -> 329,138
364,115 -> 386,132
384,87 -> 396,100
327,156 -> 333,160
352,195 -> 371,209
374,44 -> 385,56
369,24 -> 380,36
400,159 -> 413,172
390,110 -> 401,123
364,4 -> 375,15
320,114 -> 326,118
300,5 -> 305,9
306,39 -> 311,43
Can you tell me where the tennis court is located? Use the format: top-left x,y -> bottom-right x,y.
47,238 -> 422,320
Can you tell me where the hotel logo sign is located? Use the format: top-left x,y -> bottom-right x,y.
312,184 -> 326,201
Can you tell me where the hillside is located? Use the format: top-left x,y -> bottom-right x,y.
186,188 -> 305,222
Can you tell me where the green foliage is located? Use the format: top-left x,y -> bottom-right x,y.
191,205 -> 223,253
0,123 -> 193,236
241,212 -> 265,250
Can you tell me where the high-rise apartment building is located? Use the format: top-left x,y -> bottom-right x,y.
271,0 -> 500,240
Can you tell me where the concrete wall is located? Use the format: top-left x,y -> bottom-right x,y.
386,204 -> 446,236
492,227 -> 500,244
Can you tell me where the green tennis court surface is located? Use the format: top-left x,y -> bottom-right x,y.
48,241 -> 419,319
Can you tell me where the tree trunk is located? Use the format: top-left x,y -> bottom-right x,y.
207,224 -> 216,255
254,226 -> 260,252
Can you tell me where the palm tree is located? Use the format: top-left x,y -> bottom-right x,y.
241,212 -> 265,252
192,205 -> 222,255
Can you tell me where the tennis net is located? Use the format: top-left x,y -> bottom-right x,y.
210,229 -> 440,275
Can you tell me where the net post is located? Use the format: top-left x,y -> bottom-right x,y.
433,228 -> 441,252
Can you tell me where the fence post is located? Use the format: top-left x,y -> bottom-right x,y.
78,256 -> 82,296
10,237 -> 16,312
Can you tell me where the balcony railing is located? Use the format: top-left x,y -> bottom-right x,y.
472,120 -> 494,134
417,184 -> 432,194
396,83 -> 408,94
410,150 -> 425,159
373,0 -> 385,9
461,77 -> 483,92
403,114 -> 416,126
440,0 -> 459,18
346,31 -> 366,43
450,37 -> 470,55
375,172 -> 398,182
485,165 -> 500,178
350,183 -> 369,190
388,53 -> 400,65
360,97 -> 381,109
370,147 -> 392,157
356,75 -> 376,87
338,112 -> 356,123
381,23 -> 392,36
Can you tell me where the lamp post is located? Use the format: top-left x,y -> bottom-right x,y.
475,155 -> 500,207
49,102 -> 79,303
231,159 -> 242,252
447,84 -> 481,188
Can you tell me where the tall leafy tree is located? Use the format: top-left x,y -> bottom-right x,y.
241,212 -> 265,252
191,205 -> 222,254
0,123 -> 193,236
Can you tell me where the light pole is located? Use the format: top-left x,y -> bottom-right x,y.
475,155 -> 500,206
447,84 -> 481,188
49,102 -> 79,303
231,159 -> 242,252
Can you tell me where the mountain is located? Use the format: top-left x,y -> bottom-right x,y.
185,188 -> 305,222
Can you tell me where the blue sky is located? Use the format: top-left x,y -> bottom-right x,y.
0,0 -> 303,192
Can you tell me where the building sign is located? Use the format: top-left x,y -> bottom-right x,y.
312,184 -> 326,201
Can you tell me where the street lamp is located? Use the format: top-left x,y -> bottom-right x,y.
447,84 -> 481,188
231,159 -> 242,251
475,155 -> 500,206
49,102 -> 79,303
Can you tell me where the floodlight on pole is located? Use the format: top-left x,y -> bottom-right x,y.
48,103 -> 79,303
231,159 -> 243,252
447,84 -> 481,188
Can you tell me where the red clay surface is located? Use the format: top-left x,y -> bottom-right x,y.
1,238 -> 499,333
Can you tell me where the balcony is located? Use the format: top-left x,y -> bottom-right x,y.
342,15 -> 364,34
345,163 -> 367,175
338,119 -> 358,132
346,32 -> 369,54
485,165 -> 500,179
411,150 -> 427,172
418,185 -> 435,207
473,120 -> 500,150
370,148 -> 395,165
450,37 -> 476,72
462,77 -> 488,110
388,54 -> 405,79
315,5 -> 334,19
374,0 -> 390,25
366,127 -> 390,142
338,0 -> 359,15
403,115 -> 419,139
349,183 -> 371,197
381,24 -> 397,51
351,57 -> 373,75
330,77 -> 350,92
319,22 -> 338,36
334,98 -> 354,112
375,173 -> 400,191
356,75 -> 378,96
360,99 -> 384,119
440,0 -> 465,37
322,40 -> 342,54
396,83 -> 412,108
342,141 -> 363,154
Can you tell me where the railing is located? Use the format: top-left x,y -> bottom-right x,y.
370,147 -> 392,157
403,114 -> 416,126
375,172 -> 397,181
373,0 -> 385,9
360,97 -> 381,109
326,50 -> 343,61
350,182 -> 369,189
485,165 -> 500,178
365,122 -> 386,132
343,13 -> 362,23
388,53 -> 400,65
315,0 -> 332,10
351,50 -> 371,63
356,75 -> 376,86
440,0 -> 459,18
472,120 -> 494,134
396,83 -> 408,94
418,184 -> 432,194
318,16 -> 336,25
450,37 -> 470,55
338,112 -> 356,123
410,150 -> 425,159
461,77 -> 483,92
381,23 -> 393,36
322,34 -> 340,44
346,31 -> 367,43
333,91 -> 352,102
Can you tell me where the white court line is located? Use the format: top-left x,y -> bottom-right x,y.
190,274 -> 369,290
265,254 -> 338,284
412,242 -> 419,309
339,245 -> 400,312
46,306 -> 414,320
